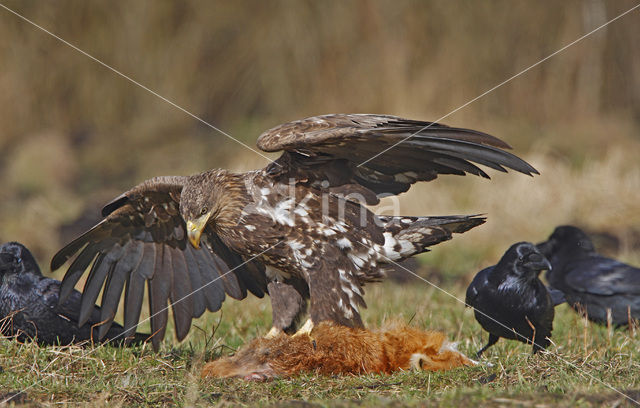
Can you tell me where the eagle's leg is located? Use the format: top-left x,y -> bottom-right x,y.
306,266 -> 365,329
266,281 -> 308,337
293,318 -> 314,337
264,327 -> 282,339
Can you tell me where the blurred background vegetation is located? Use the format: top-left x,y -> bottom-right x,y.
0,0 -> 639,278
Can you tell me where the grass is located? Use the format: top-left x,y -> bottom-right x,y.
1,148 -> 639,407
1,281 -> 639,407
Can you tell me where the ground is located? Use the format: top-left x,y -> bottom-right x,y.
1,267 -> 638,407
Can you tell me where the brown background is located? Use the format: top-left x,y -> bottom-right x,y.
0,1 -> 638,270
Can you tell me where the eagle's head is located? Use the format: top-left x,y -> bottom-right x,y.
180,169 -> 244,248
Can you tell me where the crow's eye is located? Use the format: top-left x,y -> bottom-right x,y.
517,256 -> 524,263
16,258 -> 22,264
200,206 -> 208,216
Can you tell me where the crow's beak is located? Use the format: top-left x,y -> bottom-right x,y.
525,253 -> 552,273
187,215 -> 209,249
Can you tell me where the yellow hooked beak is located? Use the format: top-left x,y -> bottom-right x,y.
186,215 -> 210,249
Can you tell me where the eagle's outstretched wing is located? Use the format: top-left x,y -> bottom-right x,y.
258,114 -> 538,204
50,176 -> 267,350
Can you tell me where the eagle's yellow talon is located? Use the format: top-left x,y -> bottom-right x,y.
293,319 -> 314,337
265,327 -> 283,339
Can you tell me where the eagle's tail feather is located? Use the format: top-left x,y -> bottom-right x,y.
379,215 -> 486,261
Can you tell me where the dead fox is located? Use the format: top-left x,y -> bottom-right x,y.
201,322 -> 476,380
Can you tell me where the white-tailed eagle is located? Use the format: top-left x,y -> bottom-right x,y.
51,114 -> 537,350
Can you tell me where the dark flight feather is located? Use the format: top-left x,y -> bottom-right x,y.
260,114 -> 537,204
51,177 -> 267,350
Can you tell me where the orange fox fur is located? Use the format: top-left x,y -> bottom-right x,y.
201,322 -> 476,379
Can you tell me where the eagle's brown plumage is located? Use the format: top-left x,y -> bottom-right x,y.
51,114 -> 538,350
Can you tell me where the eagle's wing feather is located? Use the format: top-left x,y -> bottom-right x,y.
258,114 -> 537,203
50,176 -> 267,350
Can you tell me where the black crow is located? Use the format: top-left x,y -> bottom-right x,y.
466,242 -> 554,357
0,242 -> 148,346
537,225 -> 640,326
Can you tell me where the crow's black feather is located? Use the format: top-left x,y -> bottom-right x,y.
466,242 -> 555,357
537,225 -> 640,326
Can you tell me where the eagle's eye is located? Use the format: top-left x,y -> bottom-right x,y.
200,207 -> 208,216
